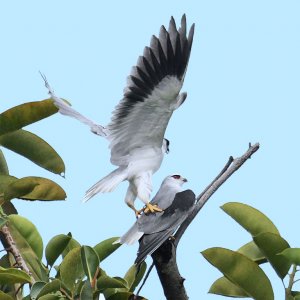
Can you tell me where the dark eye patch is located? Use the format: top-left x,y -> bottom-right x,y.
172,175 -> 180,179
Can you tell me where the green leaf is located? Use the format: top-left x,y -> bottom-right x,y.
253,232 -> 291,279
97,276 -> 128,290
30,281 -> 47,299
81,246 -> 100,284
123,263 -> 146,291
129,262 -> 147,292
2,201 -> 18,215
209,276 -> 249,297
4,176 -> 66,202
46,234 -> 72,267
0,129 -> 65,175
36,279 -> 61,298
39,295 -> 64,300
0,267 -> 32,284
93,237 -> 121,262
106,292 -> 134,300
237,241 -> 266,264
0,217 -> 7,228
221,202 -> 279,236
0,99 -> 58,136
279,248 -> 300,265
0,150 -> 9,175
0,291 -> 14,300
3,177 -> 39,201
60,247 -> 84,292
202,247 -> 274,300
62,237 -> 81,258
79,281 -> 93,300
8,214 -> 43,259
0,175 -> 17,194
7,214 -> 48,281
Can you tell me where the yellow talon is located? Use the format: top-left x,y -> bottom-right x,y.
143,203 -> 163,214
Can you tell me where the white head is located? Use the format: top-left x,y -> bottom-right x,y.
163,174 -> 188,187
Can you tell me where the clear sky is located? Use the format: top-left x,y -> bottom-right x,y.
1,1 -> 300,299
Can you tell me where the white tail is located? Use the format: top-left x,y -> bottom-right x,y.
115,223 -> 144,245
83,167 -> 127,202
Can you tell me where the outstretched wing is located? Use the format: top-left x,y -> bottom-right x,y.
135,190 -> 195,266
108,15 -> 195,165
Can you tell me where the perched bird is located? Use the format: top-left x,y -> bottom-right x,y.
116,174 -> 195,267
43,15 -> 195,215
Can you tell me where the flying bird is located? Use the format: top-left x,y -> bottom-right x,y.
116,174 -> 195,267
43,15 -> 195,215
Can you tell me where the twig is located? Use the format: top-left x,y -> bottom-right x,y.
0,224 -> 34,282
286,264 -> 297,299
135,262 -> 155,298
174,143 -> 260,246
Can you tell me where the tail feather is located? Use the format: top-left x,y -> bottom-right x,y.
115,223 -> 144,245
83,167 -> 127,202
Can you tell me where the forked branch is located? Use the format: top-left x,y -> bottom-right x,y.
149,143 -> 260,300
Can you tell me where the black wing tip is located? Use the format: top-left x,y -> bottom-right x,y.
114,15 -> 195,121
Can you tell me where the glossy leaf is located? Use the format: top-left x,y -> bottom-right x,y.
13,177 -> 66,201
39,295 -> 64,300
253,232 -> 291,279
81,246 -> 100,284
79,281 -> 93,300
0,129 -> 65,175
30,281 -> 47,299
237,241 -> 266,264
93,237 -> 121,262
0,267 -> 32,284
2,201 -> 18,215
60,247 -> 84,291
129,262 -> 147,292
279,248 -> 300,265
221,202 -> 279,236
97,276 -> 128,290
209,276 -> 249,297
0,99 -> 58,136
0,150 -> 9,175
106,292 -> 135,300
124,263 -> 147,292
0,291 -> 14,300
7,215 -> 48,281
3,177 -> 39,201
8,214 -> 43,259
0,175 -> 17,194
62,237 -> 81,258
46,234 -> 72,267
35,279 -> 61,298
202,247 -> 274,300
0,217 -> 7,228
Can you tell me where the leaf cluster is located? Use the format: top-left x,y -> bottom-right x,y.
202,202 -> 300,300
0,101 -> 147,299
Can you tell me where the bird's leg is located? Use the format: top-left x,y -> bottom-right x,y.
143,202 -> 163,214
126,202 -> 141,218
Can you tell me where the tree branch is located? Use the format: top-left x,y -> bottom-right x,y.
149,143 -> 260,299
0,224 -> 33,281
174,142 -> 260,245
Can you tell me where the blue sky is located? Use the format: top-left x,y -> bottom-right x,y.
1,1 -> 300,299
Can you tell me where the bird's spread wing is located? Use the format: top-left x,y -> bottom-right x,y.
135,190 -> 195,266
108,15 -> 195,165
40,73 -> 108,137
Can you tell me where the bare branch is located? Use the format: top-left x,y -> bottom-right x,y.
174,142 -> 260,246
0,224 -> 34,282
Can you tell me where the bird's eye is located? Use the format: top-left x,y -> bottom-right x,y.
172,175 -> 181,179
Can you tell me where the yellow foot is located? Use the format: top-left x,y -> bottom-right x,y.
143,203 -> 163,214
